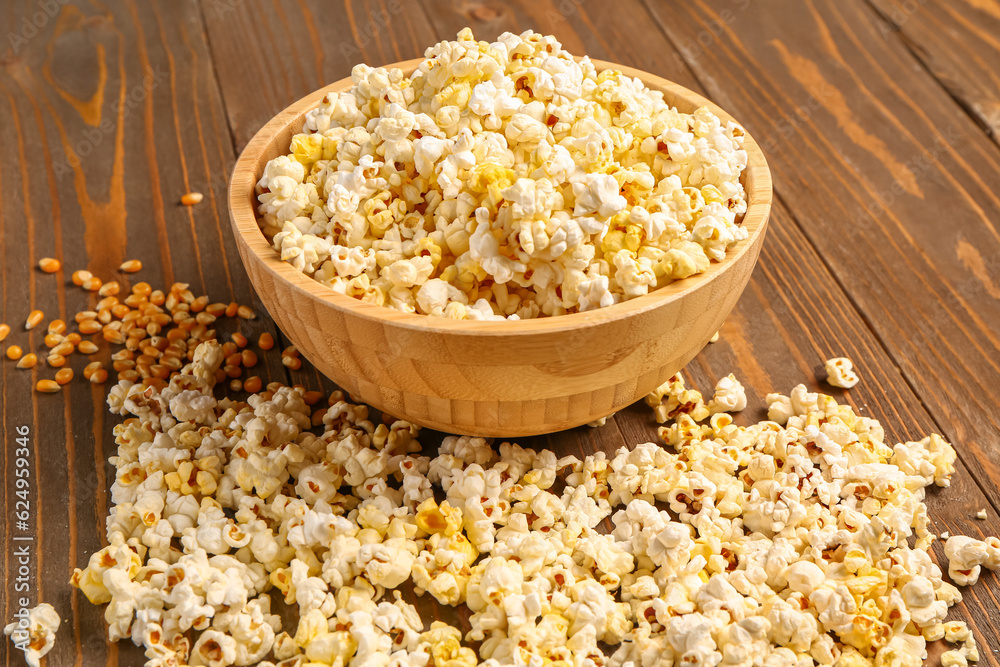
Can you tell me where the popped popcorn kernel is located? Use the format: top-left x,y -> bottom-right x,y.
3,603 -> 60,667
825,356 -> 860,388
259,29 -> 749,320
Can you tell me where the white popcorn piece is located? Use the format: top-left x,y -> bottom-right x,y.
945,535 -> 1000,586
708,373 -> 747,413
3,603 -> 60,667
77,325 -> 1000,666
976,509 -> 987,520
825,356 -> 860,388
257,29 -> 749,320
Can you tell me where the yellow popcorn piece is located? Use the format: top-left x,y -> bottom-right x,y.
416,498 -> 464,536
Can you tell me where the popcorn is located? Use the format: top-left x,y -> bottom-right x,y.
944,535 -> 1000,586
75,330 -> 997,667
259,29 -> 749,319
3,603 -> 60,667
825,356 -> 860,388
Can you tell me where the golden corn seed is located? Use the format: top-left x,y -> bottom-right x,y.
6,345 -> 23,360
119,369 -> 140,382
96,296 -> 118,311
47,354 -> 66,367
281,345 -> 299,358
36,379 -> 60,393
51,341 -> 75,356
231,332 -> 248,348
55,368 -> 73,384
0,324 -> 9,342
16,353 -> 37,369
79,319 -> 102,335
120,259 -> 143,273
71,270 -> 92,286
226,302 -> 239,318
82,277 -> 103,291
38,257 -> 61,273
84,361 -> 103,379
206,302 -> 227,317
78,341 -> 99,354
229,379 -> 243,392
282,356 -> 302,370
303,390 -> 323,406
44,334 -> 63,348
237,305 -> 255,319
103,329 -> 125,345
75,311 -> 97,323
181,191 -> 204,206
224,364 -> 242,379
244,376 -> 262,393
90,369 -> 108,384
258,332 -> 274,350
25,310 -> 44,330
132,282 -> 152,297
47,319 -> 66,335
65,333 -> 82,345
99,281 -> 120,297
241,349 -> 258,368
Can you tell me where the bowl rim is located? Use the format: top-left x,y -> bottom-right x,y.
229,57 -> 772,336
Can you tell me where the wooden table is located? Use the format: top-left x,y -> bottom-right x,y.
1,1 -> 999,665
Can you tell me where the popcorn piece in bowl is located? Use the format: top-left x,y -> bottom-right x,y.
257,28 -> 749,320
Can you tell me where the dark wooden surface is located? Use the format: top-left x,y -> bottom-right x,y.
1,1 -> 999,665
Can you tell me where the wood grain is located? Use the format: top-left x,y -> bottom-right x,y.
866,0 -> 1000,144
0,0 -> 998,665
199,0 -> 440,151
638,0 -> 1000,519
0,2 -> 285,665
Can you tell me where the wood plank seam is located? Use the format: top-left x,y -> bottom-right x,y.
861,0 -> 999,142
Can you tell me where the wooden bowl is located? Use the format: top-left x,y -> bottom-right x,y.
229,58 -> 772,437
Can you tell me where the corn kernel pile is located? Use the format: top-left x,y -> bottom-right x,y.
257,29 -> 748,320
50,340 -> 994,667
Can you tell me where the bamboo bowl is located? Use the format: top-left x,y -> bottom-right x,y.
229,58 -> 772,437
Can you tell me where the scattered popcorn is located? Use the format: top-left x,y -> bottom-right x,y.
257,28 -> 749,319
944,535 -> 1000,586
825,356 -> 860,388
3,603 -> 60,667
70,345 -> 996,667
